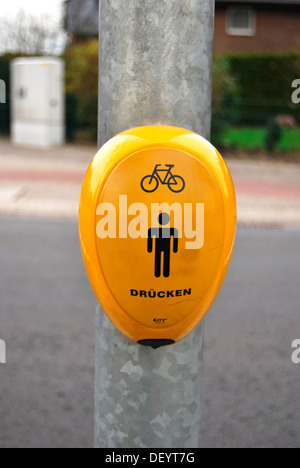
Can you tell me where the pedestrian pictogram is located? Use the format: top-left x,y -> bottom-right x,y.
147,213 -> 179,278
141,164 -> 185,193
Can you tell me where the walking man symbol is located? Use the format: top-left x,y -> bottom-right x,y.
148,213 -> 179,278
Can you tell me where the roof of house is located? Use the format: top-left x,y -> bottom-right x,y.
65,0 -> 300,37
65,0 -> 99,36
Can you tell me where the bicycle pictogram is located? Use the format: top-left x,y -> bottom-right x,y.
141,164 -> 185,193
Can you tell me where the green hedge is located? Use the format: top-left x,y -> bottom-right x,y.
65,40 -> 99,141
224,52 -> 300,125
211,56 -> 237,145
226,52 -> 300,100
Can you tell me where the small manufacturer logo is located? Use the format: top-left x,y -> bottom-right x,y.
153,318 -> 168,324
0,339 -> 6,364
0,80 -> 6,104
141,164 -> 185,193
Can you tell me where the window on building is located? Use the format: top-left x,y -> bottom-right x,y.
227,8 -> 256,36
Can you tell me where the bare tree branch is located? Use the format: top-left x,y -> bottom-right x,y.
0,9 -> 67,56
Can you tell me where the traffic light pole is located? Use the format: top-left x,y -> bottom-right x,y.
95,0 -> 215,448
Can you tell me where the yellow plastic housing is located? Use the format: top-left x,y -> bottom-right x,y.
79,126 -> 237,344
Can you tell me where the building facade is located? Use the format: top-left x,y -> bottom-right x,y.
215,0 -> 300,53
65,0 -> 300,53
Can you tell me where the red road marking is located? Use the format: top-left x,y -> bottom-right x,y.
1,169 -> 300,200
234,180 -> 300,200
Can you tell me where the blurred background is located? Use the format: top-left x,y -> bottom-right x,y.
1,0 -> 300,153
0,0 -> 300,449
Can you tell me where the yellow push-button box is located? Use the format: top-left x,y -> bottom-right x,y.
79,126 -> 236,348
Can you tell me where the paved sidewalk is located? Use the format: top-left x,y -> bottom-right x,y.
0,141 -> 92,218
0,140 -> 300,228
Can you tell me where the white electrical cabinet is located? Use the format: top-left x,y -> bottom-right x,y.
11,58 -> 65,148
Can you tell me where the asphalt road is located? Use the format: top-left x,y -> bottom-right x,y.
0,217 -> 299,448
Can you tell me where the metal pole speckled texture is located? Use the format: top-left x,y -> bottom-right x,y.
96,0 -> 215,448
95,308 -> 204,448
98,0 -> 214,147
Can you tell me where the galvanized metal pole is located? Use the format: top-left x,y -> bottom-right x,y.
96,0 -> 215,448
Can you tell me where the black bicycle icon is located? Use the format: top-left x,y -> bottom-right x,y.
141,164 -> 185,193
